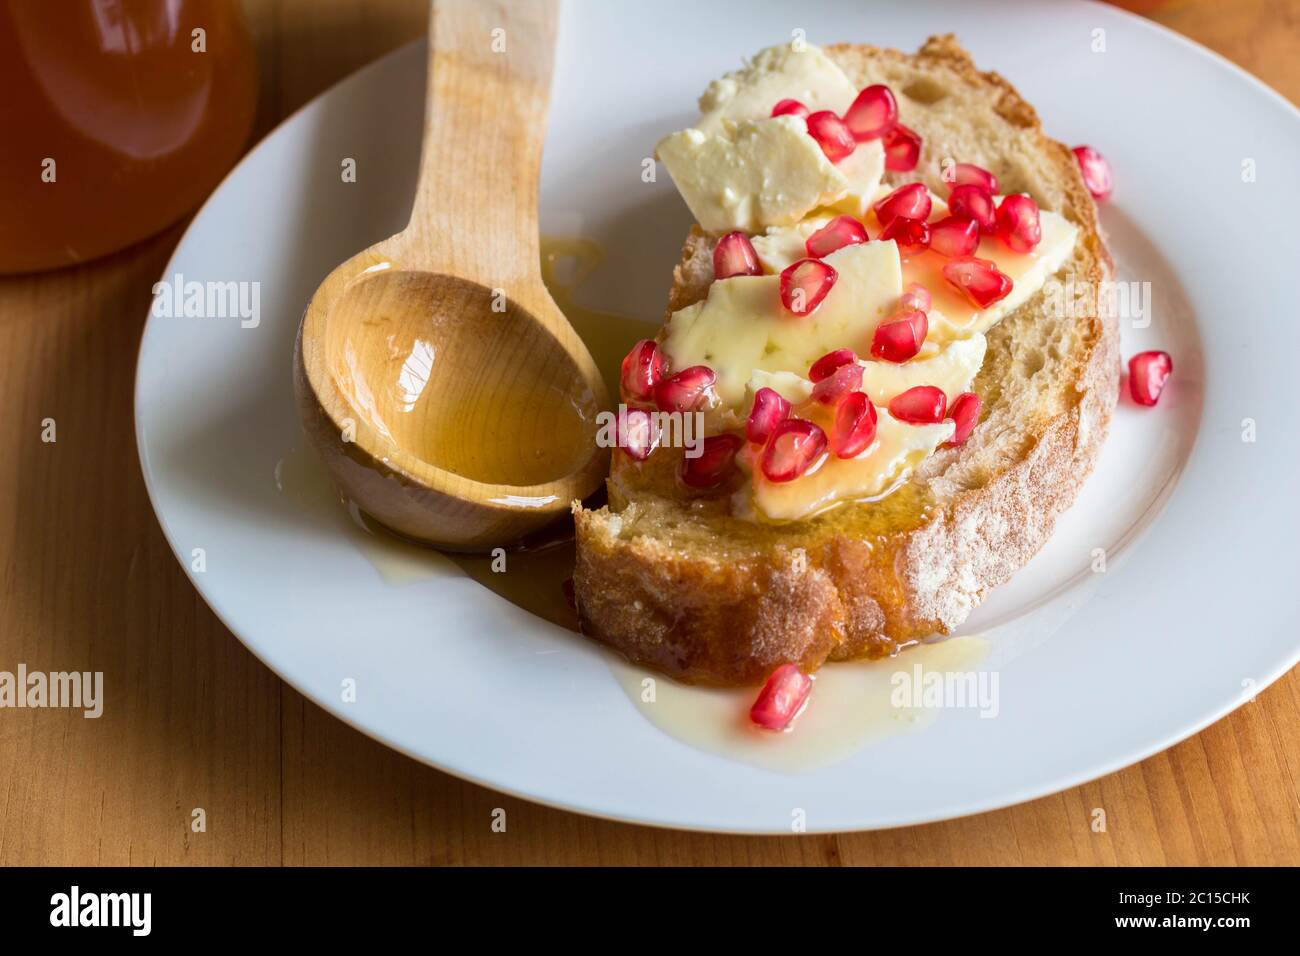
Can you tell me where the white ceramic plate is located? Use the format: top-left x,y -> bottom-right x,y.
136,0 -> 1300,832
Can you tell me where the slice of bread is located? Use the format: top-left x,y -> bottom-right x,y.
574,35 -> 1118,686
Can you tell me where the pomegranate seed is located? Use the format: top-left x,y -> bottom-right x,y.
873,182 -> 931,227
805,215 -> 869,259
654,364 -> 716,413
942,256 -> 1013,308
899,282 -> 932,313
619,339 -> 665,402
882,123 -> 922,171
805,110 -> 856,162
746,387 -> 791,445
771,98 -> 810,119
995,194 -> 1042,253
680,433 -> 743,489
929,215 -> 981,257
879,215 -> 931,257
617,407 -> 659,460
779,258 -> 837,316
810,361 -> 864,405
750,663 -> 812,731
888,385 -> 947,424
842,84 -> 898,141
1128,350 -> 1172,406
760,418 -> 827,482
833,391 -> 878,458
945,162 -> 1000,194
948,183 -> 997,234
808,348 -> 857,383
1072,145 -> 1113,201
713,231 -> 762,279
870,309 -> 928,363
945,392 -> 981,446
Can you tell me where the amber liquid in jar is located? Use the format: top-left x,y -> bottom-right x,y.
0,0 -> 258,273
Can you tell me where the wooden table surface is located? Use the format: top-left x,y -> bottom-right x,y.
2,0 -> 1297,866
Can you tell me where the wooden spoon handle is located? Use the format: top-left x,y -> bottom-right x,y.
395,0 -> 559,286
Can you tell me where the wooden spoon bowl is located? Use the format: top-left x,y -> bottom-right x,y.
294,0 -> 610,552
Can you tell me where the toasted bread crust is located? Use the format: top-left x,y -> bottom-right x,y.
574,37 -> 1118,686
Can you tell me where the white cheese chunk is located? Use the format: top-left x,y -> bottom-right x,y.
663,241 -> 902,408
696,43 -> 859,134
750,214 -> 832,273
856,335 -> 985,406
752,193 -> 1079,345
918,201 -> 1079,336
823,141 -> 887,219
744,336 -> 983,411
657,118 -> 884,235
745,369 -> 814,407
749,407 -> 955,522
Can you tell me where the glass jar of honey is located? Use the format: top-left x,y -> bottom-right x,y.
0,0 -> 258,273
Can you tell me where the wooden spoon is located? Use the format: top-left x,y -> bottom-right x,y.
294,0 -> 610,552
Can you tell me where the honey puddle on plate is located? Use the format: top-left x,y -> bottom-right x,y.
538,235 -> 646,403
608,636 -> 990,773
275,237 -> 992,773
273,442 -> 576,621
